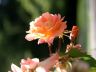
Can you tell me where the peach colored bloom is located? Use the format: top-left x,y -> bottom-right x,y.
20,58 -> 39,71
70,26 -> 79,41
25,12 -> 67,45
11,58 -> 39,72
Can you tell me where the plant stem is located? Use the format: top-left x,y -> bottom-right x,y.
57,38 -> 62,53
49,46 -> 52,56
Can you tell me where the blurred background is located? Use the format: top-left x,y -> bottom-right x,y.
0,0 -> 96,72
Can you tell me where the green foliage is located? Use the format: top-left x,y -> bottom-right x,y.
66,48 -> 96,68
67,48 -> 87,58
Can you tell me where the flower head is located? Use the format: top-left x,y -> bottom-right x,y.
20,58 -> 39,71
25,12 -> 67,45
11,58 -> 39,72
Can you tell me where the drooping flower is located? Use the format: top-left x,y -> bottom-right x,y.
39,53 -> 59,72
25,12 -> 67,45
70,26 -> 79,41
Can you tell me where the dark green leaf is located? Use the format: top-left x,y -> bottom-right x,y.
81,55 -> 96,67
66,48 -> 88,58
66,48 -> 96,67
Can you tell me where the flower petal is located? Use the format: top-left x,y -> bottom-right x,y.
11,64 -> 22,72
25,34 -> 35,41
36,67 -> 46,72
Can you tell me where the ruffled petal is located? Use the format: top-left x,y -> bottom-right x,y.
25,34 -> 35,41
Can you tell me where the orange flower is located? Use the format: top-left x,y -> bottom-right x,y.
25,12 -> 67,45
70,26 -> 79,41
